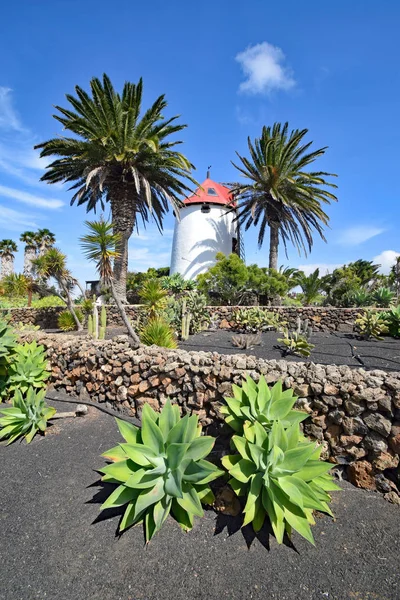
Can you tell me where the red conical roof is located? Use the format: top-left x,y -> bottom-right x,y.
183,178 -> 232,206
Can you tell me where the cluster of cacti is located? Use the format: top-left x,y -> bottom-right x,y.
295,316 -> 313,339
87,296 -> 107,340
277,317 -> 315,357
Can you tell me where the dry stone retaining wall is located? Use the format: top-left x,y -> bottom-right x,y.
18,331 -> 400,499
3,305 -> 387,332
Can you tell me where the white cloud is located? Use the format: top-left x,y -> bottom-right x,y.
0,87 -> 24,132
297,262 -> 342,276
372,250 -> 400,275
0,184 -> 63,209
337,225 -> 385,246
129,247 -> 171,271
0,205 -> 39,232
236,42 -> 295,95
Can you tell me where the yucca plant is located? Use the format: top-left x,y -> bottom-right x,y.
0,388 -> 56,444
58,309 -> 84,331
355,310 -> 389,340
7,341 -> 50,396
222,420 -> 339,545
139,279 -> 168,319
221,377 -> 308,433
140,317 -> 177,349
99,401 -> 224,542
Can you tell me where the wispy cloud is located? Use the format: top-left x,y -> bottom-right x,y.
0,87 -> 25,132
337,225 -> 385,246
235,42 -> 295,95
372,250 -> 400,274
0,184 -> 63,209
0,205 -> 39,232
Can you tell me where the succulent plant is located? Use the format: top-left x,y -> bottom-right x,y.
6,341 -> 50,396
58,309 -> 84,331
221,377 -> 308,433
355,309 -> 389,340
382,305 -> 400,338
140,317 -> 177,349
222,420 -> 339,545
232,307 -> 282,332
0,387 -> 56,444
231,333 -> 262,349
99,400 -> 224,542
372,287 -> 395,308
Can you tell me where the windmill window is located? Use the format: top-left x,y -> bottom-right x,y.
201,204 -> 211,213
207,188 -> 217,196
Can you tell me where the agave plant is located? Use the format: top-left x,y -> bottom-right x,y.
382,305 -> 400,338
221,377 -> 308,433
0,318 -> 16,368
277,330 -> 315,357
99,401 -> 223,542
372,287 -> 395,308
58,309 -> 84,331
6,341 -> 50,396
0,388 -> 56,444
222,420 -> 339,545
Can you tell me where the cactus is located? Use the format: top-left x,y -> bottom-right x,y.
93,305 -> 99,339
181,298 -> 192,341
99,326 -> 106,340
101,305 -> 107,329
88,314 -> 93,336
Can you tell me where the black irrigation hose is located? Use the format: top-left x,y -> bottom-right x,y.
332,333 -> 365,367
45,390 -> 141,427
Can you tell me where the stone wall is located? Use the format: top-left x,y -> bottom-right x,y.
18,331 -> 400,498
3,304 -> 386,332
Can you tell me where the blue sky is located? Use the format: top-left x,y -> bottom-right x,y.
0,0 -> 399,284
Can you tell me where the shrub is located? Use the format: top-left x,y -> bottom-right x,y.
58,309 -> 84,331
347,289 -> 372,307
277,318 -> 315,357
99,401 -> 223,542
355,310 -> 389,340
197,253 -> 249,305
221,377 -> 308,433
221,419 -> 339,544
140,317 -> 177,349
161,273 -> 196,293
166,292 -> 210,338
0,388 -> 56,444
6,341 -> 50,397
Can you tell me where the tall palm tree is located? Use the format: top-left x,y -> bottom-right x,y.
32,248 -> 83,330
35,74 -> 196,301
80,219 -> 140,347
297,269 -> 322,305
20,231 -> 39,276
0,239 -> 18,278
232,123 -> 338,270
35,228 -> 56,256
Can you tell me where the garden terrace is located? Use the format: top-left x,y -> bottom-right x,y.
1,398 -> 399,600
17,330 -> 400,498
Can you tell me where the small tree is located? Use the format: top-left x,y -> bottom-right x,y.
80,219 -> 141,347
247,265 -> 288,305
197,253 -> 249,305
298,269 -> 322,305
32,248 -> 83,330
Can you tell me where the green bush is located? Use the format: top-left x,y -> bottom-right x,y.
221,377 -> 308,433
99,401 -> 223,542
0,388 -> 56,444
221,419 -> 339,544
197,253 -> 249,305
372,287 -> 395,308
232,307 -> 282,332
382,305 -> 400,337
0,295 -> 65,309
6,341 -> 50,397
58,309 -> 84,331
161,273 -> 196,293
140,317 -> 177,348
355,310 -> 389,340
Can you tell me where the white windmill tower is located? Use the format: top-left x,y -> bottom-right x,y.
170,171 -> 243,280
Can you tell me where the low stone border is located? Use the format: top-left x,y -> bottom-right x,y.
17,330 -> 400,498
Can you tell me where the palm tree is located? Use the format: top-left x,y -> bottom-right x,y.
80,218 -> 141,346
0,239 -> 18,278
35,74 -> 196,302
278,266 -> 303,291
231,123 -> 337,270
297,269 -> 322,305
35,229 -> 56,256
20,231 -> 39,276
32,248 -> 83,330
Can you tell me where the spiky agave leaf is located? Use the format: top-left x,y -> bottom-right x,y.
6,341 -> 50,397
0,388 -> 56,444
99,400 -> 224,542
221,376 -> 308,433
222,420 -> 340,545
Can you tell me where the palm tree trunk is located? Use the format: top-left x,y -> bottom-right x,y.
59,279 -> 83,331
110,189 -> 135,303
110,280 -> 140,348
23,246 -> 36,277
268,223 -> 279,270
